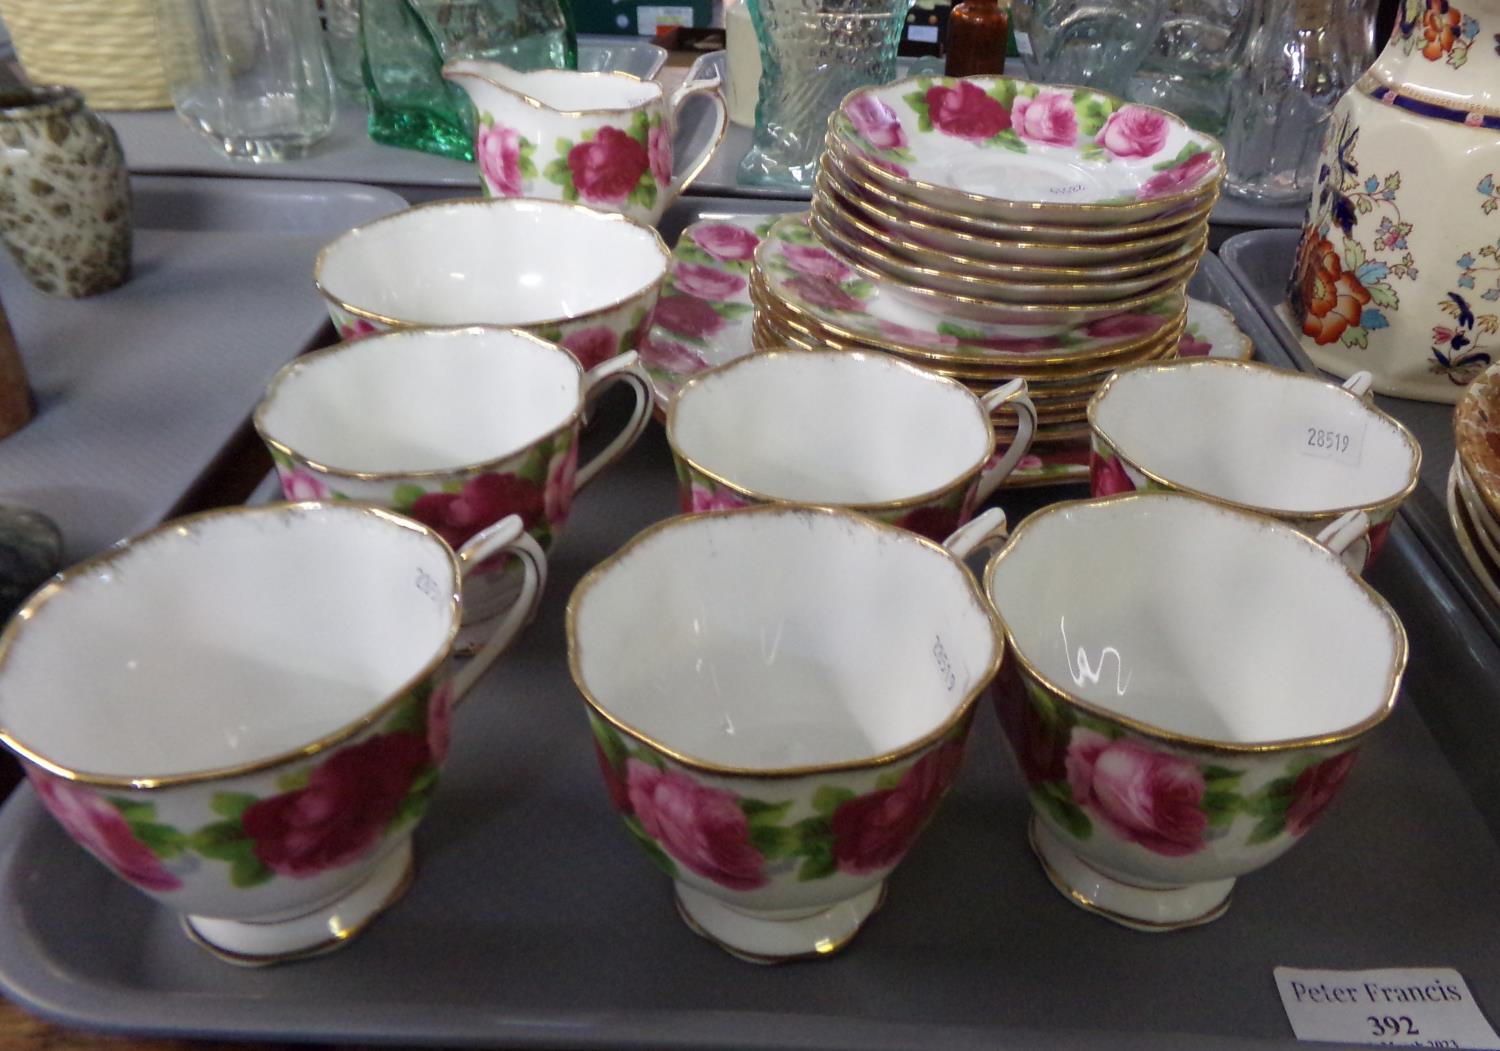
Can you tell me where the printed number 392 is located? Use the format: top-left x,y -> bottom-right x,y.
1368,1016 -> 1419,1037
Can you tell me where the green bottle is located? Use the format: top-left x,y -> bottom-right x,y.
361,0 -> 578,161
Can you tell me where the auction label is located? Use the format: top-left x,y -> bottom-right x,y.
1275,968 -> 1500,1048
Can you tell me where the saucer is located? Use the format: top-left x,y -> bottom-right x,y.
1178,300 -> 1252,360
829,75 -> 1223,224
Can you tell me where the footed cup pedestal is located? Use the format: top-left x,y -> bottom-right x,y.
673,880 -> 887,963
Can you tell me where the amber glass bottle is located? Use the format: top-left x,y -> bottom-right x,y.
943,0 -> 1008,76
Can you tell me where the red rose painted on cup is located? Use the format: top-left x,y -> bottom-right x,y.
560,325 -> 620,370
1090,451 -> 1137,496
830,740 -> 965,875
691,223 -> 759,262
673,262 -> 747,301
684,483 -> 749,513
993,663 -> 1069,786
1178,330 -> 1214,357
782,242 -> 854,282
925,80 -> 1011,141
427,682 -> 455,765
278,466 -> 332,502
408,472 -> 544,551
543,442 -> 578,526
241,732 -> 431,877
1012,91 -> 1079,147
893,502 -> 963,543
29,773 -> 183,892
1096,105 -> 1169,159
596,742 -> 632,813
568,126 -> 650,204
846,93 -> 907,151
477,122 -> 524,197
640,333 -> 708,375
1066,730 -> 1207,857
647,125 -> 672,186
625,759 -> 768,891
785,275 -> 863,313
653,294 -> 725,340
1084,313 -> 1164,339
1284,750 -> 1358,835
877,320 -> 958,348
1139,150 -> 1218,199
336,316 -> 380,341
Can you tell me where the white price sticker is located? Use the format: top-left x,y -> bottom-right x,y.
1275,968 -> 1500,1049
1291,415 -> 1367,468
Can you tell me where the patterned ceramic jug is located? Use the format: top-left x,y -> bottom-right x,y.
0,85 -> 131,298
1289,0 -> 1500,402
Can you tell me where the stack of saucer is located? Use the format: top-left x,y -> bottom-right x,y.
751,74 -> 1222,458
1451,363 -> 1500,603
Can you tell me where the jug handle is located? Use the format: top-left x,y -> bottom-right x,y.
942,507 -> 1010,562
447,515 -> 549,705
1341,371 -> 1374,401
574,351 -> 654,493
668,73 -> 729,200
972,379 -> 1037,505
1314,508 -> 1373,559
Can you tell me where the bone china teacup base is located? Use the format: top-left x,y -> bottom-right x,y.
568,505 -> 1009,962
985,493 -> 1406,930
0,503 -> 545,965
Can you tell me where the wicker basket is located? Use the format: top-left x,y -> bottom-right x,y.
0,0 -> 172,110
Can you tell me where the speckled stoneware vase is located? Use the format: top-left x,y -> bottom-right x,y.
0,86 -> 131,298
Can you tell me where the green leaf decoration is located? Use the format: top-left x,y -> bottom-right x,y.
392,483 -> 426,512
544,156 -> 572,189
1036,783 -> 1092,840
749,824 -> 799,860
1018,83 -> 1040,99
1074,712 -> 1122,739
390,789 -> 432,830
1365,282 -> 1399,310
903,89 -> 932,134
629,109 -> 650,141
209,792 -> 260,821
845,279 -> 874,301
556,136 -> 573,153
989,80 -> 1020,109
992,130 -> 1027,154
783,222 -> 819,247
230,852 -> 273,888
108,797 -> 156,824
623,815 -> 678,876
1340,236 -> 1366,271
1384,172 -> 1401,192
812,785 -> 856,817
133,822 -> 189,860
715,302 -> 754,320
1245,815 -> 1286,845
628,175 -> 658,210
518,156 -> 538,179
189,820 -> 253,861
792,814 -> 834,851
589,714 -> 630,773
875,768 -> 904,791
1200,789 -> 1242,826
516,445 -> 549,486
276,768 -> 311,792
1201,765 -> 1244,787
1355,196 -> 1374,215
740,798 -> 793,827
1340,326 -> 1370,350
1076,97 -> 1114,137
636,747 -> 667,772
1241,777 -> 1295,818
797,848 -> 838,882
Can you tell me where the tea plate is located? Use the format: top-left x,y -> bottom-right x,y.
1178,300 -> 1253,361
830,75 -> 1223,224
1454,361 -> 1500,527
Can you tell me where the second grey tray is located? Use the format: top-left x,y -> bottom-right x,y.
0,175 -> 407,561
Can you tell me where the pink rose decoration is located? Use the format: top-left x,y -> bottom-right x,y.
673,262 -> 747,301
683,482 -> 748,513
476,122 -> 524,197
560,325 -> 619,370
427,681 -> 454,765
785,275 -> 863,313
830,739 -> 965,875
782,242 -> 853,282
337,316 -> 380,340
647,125 -> 672,186
625,759 -> 768,890
653,295 -> 725,340
846,93 -> 907,151
690,223 -> 760,262
279,467 -> 331,502
893,502 -> 963,543
1084,313 -> 1164,339
1285,750 -> 1358,836
1066,730 -> 1207,856
1090,451 -> 1137,496
1139,150 -> 1217,199
877,320 -> 956,348
242,733 -> 430,877
543,441 -> 579,526
596,744 -> 632,813
1178,330 -> 1213,357
1016,454 -> 1043,471
925,80 -> 1011,141
567,126 -> 650,204
1011,91 -> 1079,147
29,773 -> 182,892
1096,105 -> 1170,158
408,472 -> 543,551
640,333 -> 708,375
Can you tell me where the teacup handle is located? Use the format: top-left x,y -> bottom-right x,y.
1314,508 -> 1373,558
973,379 -> 1038,504
1341,371 -> 1375,401
667,74 -> 729,201
447,515 -> 549,705
575,351 -> 654,493
942,507 -> 1010,561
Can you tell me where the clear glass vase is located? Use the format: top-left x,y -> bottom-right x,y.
1125,0 -> 1254,136
738,0 -> 912,190
1221,0 -> 1371,203
1011,0 -> 1165,97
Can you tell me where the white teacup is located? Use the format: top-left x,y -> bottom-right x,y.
985,493 -> 1406,930
254,326 -> 651,624
667,350 -> 1036,542
1087,360 -> 1421,572
313,197 -> 670,369
0,503 -> 545,964
568,504 -> 1008,962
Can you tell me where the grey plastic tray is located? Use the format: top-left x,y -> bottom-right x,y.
1217,229 -> 1500,649
106,38 -> 667,204
1,213 -> 1498,1050
0,175 -> 406,562
675,51 -> 1308,235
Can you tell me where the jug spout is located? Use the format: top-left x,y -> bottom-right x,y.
440,58 -> 529,111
